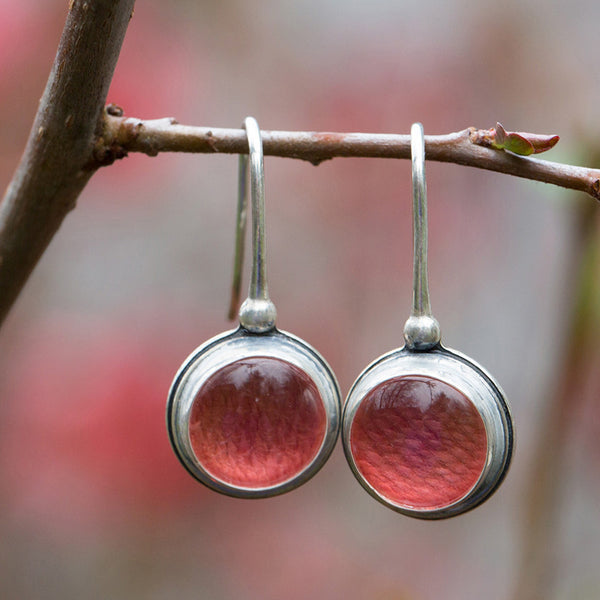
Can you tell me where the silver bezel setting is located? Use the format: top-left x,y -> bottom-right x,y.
167,327 -> 341,498
342,345 -> 513,519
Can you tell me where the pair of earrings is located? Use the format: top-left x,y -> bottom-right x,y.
167,118 -> 513,518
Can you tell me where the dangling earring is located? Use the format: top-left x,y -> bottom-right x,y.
342,123 -> 513,519
167,117 -> 341,498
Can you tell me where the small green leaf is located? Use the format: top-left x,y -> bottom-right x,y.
503,133 -> 535,156
488,122 -> 559,156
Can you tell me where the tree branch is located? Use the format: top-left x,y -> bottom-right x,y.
99,112 -> 600,200
0,0 -> 135,327
2,3 -> 598,331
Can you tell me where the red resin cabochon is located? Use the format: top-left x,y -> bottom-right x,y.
189,357 -> 327,488
350,375 -> 487,510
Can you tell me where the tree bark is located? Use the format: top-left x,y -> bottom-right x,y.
0,0 -> 135,326
99,114 -> 600,199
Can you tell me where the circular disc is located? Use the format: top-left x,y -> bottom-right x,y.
343,345 -> 513,518
167,327 -> 341,498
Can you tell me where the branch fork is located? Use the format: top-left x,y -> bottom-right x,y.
1,1 -> 599,328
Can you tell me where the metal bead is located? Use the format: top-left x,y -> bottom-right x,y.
239,297 -> 277,333
403,315 -> 441,351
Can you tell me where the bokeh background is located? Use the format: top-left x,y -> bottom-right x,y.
0,1 -> 599,599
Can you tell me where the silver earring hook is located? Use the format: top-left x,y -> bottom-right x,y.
227,145 -> 249,320
403,122 -> 441,351
227,116 -> 277,333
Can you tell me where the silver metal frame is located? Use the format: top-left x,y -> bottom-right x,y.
342,345 -> 513,518
167,327 -> 341,498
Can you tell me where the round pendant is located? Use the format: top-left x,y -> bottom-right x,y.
341,123 -> 514,518
167,327 -> 341,498
342,345 -> 513,518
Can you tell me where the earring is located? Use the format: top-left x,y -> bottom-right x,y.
167,117 -> 341,498
342,123 -> 513,519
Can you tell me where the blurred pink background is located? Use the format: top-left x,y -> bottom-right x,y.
0,1 -> 599,599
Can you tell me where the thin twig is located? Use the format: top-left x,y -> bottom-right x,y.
98,112 -> 600,200
0,0 -> 135,327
